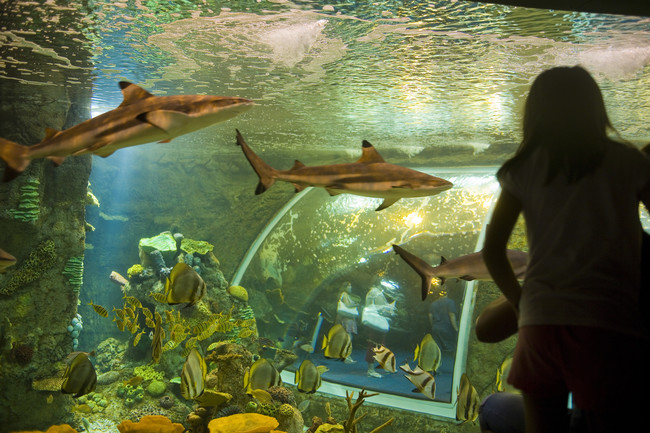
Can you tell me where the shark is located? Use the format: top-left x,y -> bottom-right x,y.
392,244 -> 528,300
236,130 -> 453,211
0,248 -> 17,273
0,82 -> 254,181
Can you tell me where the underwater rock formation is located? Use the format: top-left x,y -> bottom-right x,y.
117,415 -> 184,433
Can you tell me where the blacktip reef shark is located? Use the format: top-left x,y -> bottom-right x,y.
0,82 -> 254,181
236,130 -> 453,211
392,244 -> 528,300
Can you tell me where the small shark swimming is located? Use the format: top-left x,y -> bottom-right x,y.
392,244 -> 528,300
236,130 -> 453,211
0,82 -> 254,181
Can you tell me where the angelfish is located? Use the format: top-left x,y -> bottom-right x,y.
400,362 -> 436,400
180,348 -> 207,400
392,244 -> 528,301
164,263 -> 206,307
61,352 -> 97,398
456,373 -> 481,424
372,345 -> 396,373
414,334 -> 441,374
0,82 -> 254,181
243,358 -> 281,394
236,130 -> 453,211
321,324 -> 352,361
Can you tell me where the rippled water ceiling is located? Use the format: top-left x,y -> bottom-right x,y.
1,1 -> 649,160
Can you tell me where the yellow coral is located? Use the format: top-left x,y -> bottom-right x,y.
127,264 -> 144,279
11,425 -> 78,433
117,415 -> 184,433
134,365 -> 164,381
227,285 -> 248,302
208,413 -> 283,433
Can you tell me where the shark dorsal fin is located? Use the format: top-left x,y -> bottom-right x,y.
291,160 -> 306,170
44,128 -> 60,140
118,81 -> 154,107
357,140 -> 385,164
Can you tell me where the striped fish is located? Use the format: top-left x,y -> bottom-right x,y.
151,311 -> 163,363
414,334 -> 442,373
61,353 -> 97,398
372,345 -> 396,373
456,373 -> 480,423
133,329 -> 146,347
180,348 -> 207,400
164,263 -> 206,307
400,362 -> 436,400
243,358 -> 281,394
150,291 -> 167,303
321,324 -> 352,361
88,301 -> 108,318
123,295 -> 142,309
294,359 -> 326,394
496,357 -> 513,392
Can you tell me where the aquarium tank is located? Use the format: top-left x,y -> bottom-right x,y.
0,1 -> 649,432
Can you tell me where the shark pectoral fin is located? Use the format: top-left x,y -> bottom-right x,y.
459,275 -> 475,281
44,128 -> 61,140
80,139 -> 114,157
158,139 -> 172,143
47,155 -> 66,166
118,81 -> 155,107
292,183 -> 307,193
138,110 -> 190,134
376,197 -> 399,211
290,160 -> 306,170
325,186 -> 343,196
357,140 -> 385,163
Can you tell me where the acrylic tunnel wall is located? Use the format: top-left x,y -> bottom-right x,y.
231,167 -> 500,417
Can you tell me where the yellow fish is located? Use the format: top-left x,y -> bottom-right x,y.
112,307 -> 125,320
414,334 -> 441,373
61,353 -> 97,398
250,388 -> 273,404
133,329 -> 146,347
181,348 -> 207,400
295,359 -> 327,394
141,306 -> 153,320
150,291 -> 167,303
321,324 -> 352,361
456,373 -> 480,424
151,312 -> 163,363
496,357 -> 514,393
88,301 -> 108,318
243,358 -> 281,394
123,295 -> 142,309
164,263 -> 206,307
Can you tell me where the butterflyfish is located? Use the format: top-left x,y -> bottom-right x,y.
372,345 -> 396,373
295,359 -> 327,394
243,358 -> 281,394
400,362 -> 436,400
321,324 -> 352,361
456,373 -> 480,423
180,348 -> 207,400
164,262 -> 206,307
61,352 -> 97,398
88,301 -> 108,318
414,333 -> 442,373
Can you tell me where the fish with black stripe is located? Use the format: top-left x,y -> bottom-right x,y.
456,373 -> 480,423
414,333 -> 441,373
294,359 -> 328,394
243,358 -> 281,394
61,352 -> 97,398
151,311 -> 163,363
400,361 -> 436,400
372,345 -> 396,373
321,324 -> 352,361
181,348 -> 207,400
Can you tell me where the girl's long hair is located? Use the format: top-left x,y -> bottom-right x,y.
498,66 -> 614,184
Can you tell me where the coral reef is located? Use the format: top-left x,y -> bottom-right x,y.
66,314 -> 83,350
207,413 -> 280,433
62,255 -> 84,294
134,364 -> 165,381
180,238 -> 214,255
0,239 -> 56,296
127,264 -> 145,279
268,385 -> 296,407
139,232 -> 177,264
10,342 -> 34,366
117,415 -> 184,433
6,177 -> 41,223
11,425 -> 78,433
159,395 -> 174,409
146,379 -> 166,397
227,285 -> 248,302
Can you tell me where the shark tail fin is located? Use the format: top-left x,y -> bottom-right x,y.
392,244 -> 436,301
0,137 -> 30,182
236,129 -> 276,195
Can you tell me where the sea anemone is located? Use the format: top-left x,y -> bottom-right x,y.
10,342 -> 34,366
